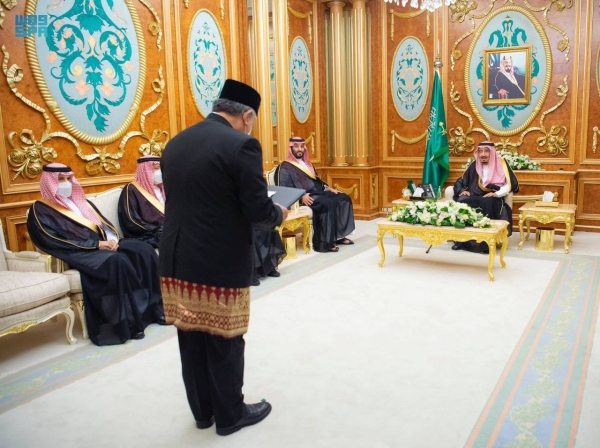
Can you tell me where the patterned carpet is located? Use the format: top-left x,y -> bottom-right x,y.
1,235 -> 598,448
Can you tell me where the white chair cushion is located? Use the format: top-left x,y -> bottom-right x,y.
0,271 -> 70,318
87,187 -> 123,237
63,269 -> 83,294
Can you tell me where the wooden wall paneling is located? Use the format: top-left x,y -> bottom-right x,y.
288,0 -> 321,166
381,169 -> 426,207
383,5 -> 432,164
576,170 -> 600,227
0,0 -> 175,195
445,3 -> 578,169
581,0 -> 600,165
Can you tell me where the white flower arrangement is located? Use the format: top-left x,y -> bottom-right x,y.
462,150 -> 542,171
389,200 -> 492,229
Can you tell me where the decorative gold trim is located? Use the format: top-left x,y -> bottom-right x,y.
0,307 -> 76,344
390,36 -> 430,122
523,0 -> 572,62
288,4 -> 313,44
304,131 -> 316,155
119,66 -> 169,159
220,0 -> 225,19
184,0 -> 189,8
187,9 -> 228,118
597,42 -> 600,98
333,183 -> 358,199
229,0 -> 239,78
163,0 -> 178,136
389,8 -> 429,42
174,0 -> 186,129
370,173 -> 378,209
390,130 -> 427,153
24,0 -> 147,145
592,127 -> 600,154
463,6 -> 553,137
139,0 -> 163,51
450,0 -> 495,71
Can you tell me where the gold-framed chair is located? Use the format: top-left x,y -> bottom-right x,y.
0,221 -> 76,344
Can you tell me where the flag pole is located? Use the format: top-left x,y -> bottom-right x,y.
426,45 -> 444,255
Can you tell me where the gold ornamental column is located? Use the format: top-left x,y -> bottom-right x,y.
252,0 -> 274,169
350,0 -> 369,166
273,0 -> 291,162
328,1 -> 348,166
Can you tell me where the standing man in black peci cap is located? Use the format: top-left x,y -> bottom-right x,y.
159,80 -> 288,435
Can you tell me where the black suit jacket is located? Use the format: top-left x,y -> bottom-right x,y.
159,113 -> 283,288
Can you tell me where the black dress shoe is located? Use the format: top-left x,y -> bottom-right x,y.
130,330 -> 145,340
195,416 -> 215,429
451,243 -> 463,251
156,315 -> 168,325
267,270 -> 280,278
216,401 -> 272,436
251,277 -> 260,286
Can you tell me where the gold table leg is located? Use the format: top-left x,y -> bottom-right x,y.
398,234 -> 404,257
499,229 -> 508,269
518,213 -> 525,250
564,217 -> 573,254
487,238 -> 496,282
377,228 -> 387,267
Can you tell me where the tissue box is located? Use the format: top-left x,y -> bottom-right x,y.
534,201 -> 559,207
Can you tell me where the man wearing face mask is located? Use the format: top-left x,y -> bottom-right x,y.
27,163 -> 165,345
118,156 -> 165,248
159,80 -> 288,436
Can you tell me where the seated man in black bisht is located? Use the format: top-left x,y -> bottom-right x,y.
452,141 -> 519,253
27,163 -> 165,345
118,155 -> 165,248
277,136 -> 355,253
251,228 -> 286,286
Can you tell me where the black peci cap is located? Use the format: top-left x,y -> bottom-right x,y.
219,79 -> 261,114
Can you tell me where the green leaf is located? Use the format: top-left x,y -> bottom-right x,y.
85,56 -> 102,71
77,14 -> 104,34
94,114 -> 107,132
86,103 -> 94,121
97,103 -> 110,116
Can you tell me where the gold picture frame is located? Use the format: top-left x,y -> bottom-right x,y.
483,46 -> 532,106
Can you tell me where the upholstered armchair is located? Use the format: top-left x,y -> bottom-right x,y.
0,221 -> 76,344
266,166 -> 313,254
444,186 -> 514,209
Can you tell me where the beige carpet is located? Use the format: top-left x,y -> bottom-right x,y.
5,231 -> 592,447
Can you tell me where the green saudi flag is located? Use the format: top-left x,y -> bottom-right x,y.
422,70 -> 450,194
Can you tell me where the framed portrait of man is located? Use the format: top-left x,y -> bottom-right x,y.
483,46 -> 532,106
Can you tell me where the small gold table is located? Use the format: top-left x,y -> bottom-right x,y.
377,220 -> 509,282
277,207 -> 311,254
517,202 -> 576,254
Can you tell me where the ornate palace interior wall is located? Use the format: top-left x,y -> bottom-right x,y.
1,0 -> 599,252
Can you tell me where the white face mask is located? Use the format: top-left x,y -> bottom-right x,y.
153,170 -> 163,185
57,181 -> 72,198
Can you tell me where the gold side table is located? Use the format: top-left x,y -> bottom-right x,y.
276,208 -> 311,254
517,202 -> 577,254
377,220 -> 509,282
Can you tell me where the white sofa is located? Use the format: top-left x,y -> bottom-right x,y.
0,221 -> 76,344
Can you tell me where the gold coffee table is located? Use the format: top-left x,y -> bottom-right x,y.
377,220 -> 509,282
277,207 -> 311,254
517,202 -> 576,254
